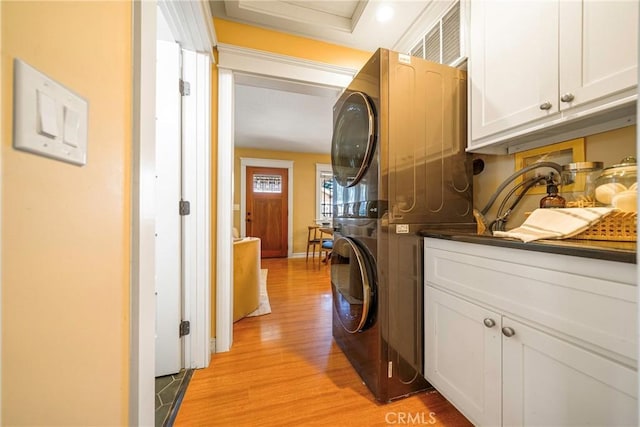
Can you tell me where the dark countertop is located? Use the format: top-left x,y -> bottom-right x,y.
420,229 -> 637,264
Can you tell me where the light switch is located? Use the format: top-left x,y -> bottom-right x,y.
63,106 -> 80,147
13,58 -> 88,166
37,90 -> 59,138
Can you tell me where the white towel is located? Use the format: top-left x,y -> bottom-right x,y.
493,207 -> 615,243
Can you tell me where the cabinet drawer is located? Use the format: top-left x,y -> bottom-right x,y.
424,238 -> 637,362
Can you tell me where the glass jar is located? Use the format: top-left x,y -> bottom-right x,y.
594,156 -> 637,211
560,161 -> 603,208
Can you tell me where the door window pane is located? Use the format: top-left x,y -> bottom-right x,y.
253,174 -> 282,193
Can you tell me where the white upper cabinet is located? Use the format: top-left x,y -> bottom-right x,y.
559,1 -> 638,110
469,1 -> 559,141
468,0 -> 638,153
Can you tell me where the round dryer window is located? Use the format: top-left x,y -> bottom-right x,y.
331,92 -> 376,188
330,236 -> 375,333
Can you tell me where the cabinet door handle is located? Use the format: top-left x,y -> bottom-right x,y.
483,318 -> 496,328
560,93 -> 575,103
502,327 -> 516,337
539,101 -> 552,110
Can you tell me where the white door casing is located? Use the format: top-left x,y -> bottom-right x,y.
181,48 -> 212,369
155,39 -> 182,377
131,1 -> 214,422
131,2 -> 158,424
216,68 -> 235,353
215,48 -> 357,353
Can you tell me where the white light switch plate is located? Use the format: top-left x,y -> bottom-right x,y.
13,59 -> 88,166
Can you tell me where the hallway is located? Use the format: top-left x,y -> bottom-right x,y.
175,258 -> 471,426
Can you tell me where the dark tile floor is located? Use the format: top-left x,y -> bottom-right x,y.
155,369 -> 192,427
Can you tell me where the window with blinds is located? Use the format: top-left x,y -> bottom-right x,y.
409,1 -> 462,66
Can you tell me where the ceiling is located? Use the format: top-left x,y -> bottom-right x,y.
210,0 -> 431,52
210,0 -> 433,154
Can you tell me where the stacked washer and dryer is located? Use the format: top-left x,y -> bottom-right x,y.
330,49 -> 474,402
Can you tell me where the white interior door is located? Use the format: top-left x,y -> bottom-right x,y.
155,39 -> 182,377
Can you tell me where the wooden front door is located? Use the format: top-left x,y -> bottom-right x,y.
246,166 -> 288,258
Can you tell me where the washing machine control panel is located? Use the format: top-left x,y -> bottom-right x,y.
334,200 -> 387,219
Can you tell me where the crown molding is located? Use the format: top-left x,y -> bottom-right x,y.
216,43 -> 357,88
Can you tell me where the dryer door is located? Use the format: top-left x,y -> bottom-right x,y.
331,92 -> 376,188
330,236 -> 375,333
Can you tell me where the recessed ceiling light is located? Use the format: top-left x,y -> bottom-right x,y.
376,4 -> 394,23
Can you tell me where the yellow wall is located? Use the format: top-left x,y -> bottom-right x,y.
211,20 -> 371,337
214,18 -> 372,69
234,148 -> 331,254
1,1 -> 130,424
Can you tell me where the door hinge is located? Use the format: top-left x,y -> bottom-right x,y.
179,320 -> 190,337
179,200 -> 190,216
179,79 -> 190,96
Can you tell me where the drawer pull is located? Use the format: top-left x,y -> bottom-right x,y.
502,327 -> 516,337
483,318 -> 496,328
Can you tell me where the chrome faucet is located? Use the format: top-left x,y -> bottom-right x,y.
474,161 -> 563,234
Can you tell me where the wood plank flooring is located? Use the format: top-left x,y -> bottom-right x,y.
175,258 -> 472,426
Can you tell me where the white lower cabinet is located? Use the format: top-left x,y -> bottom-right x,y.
425,286 -> 501,426
424,238 -> 638,427
502,317 -> 637,427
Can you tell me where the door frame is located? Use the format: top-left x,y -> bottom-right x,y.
180,48 -> 212,372
215,46 -> 356,353
131,1 -> 214,424
240,158 -> 294,256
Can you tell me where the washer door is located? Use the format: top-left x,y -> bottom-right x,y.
331,92 -> 376,188
331,236 -> 375,333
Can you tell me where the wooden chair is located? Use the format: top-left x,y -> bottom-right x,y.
318,228 -> 333,264
306,225 -> 322,261
319,239 -> 333,264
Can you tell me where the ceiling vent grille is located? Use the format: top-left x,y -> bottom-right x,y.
409,1 -> 462,66
424,26 -> 441,63
410,40 -> 425,59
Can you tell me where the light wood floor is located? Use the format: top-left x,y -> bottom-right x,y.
175,258 -> 472,426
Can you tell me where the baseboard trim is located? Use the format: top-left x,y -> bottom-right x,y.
289,252 -> 306,259
210,338 -> 216,354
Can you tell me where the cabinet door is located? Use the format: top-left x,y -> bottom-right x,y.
424,286 -> 501,426
559,1 -> 638,111
502,317 -> 638,427
469,0 -> 559,141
